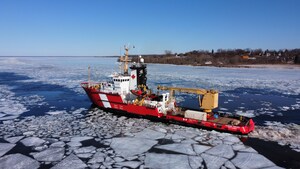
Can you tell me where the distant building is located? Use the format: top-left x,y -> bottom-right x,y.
241,55 -> 249,60
205,61 -> 212,65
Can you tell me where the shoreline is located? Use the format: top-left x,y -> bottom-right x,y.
147,62 -> 300,69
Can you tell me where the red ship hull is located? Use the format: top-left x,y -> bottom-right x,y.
82,82 -> 255,134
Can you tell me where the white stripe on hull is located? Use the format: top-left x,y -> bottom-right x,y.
99,94 -> 111,108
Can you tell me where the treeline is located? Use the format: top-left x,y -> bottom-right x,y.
130,48 -> 300,66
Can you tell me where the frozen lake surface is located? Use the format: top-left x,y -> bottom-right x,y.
0,56 -> 299,168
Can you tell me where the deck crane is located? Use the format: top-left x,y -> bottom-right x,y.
157,85 -> 218,113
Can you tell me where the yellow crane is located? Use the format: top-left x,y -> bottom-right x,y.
157,85 -> 218,112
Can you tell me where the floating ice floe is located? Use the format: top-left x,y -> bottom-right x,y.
4,136 -> 24,144
201,153 -> 228,169
70,136 -> 93,142
110,137 -> 157,158
33,147 -> 64,162
235,110 -> 255,118
193,144 -> 212,154
145,153 -> 198,169
231,152 -> 276,169
133,128 -> 165,140
88,151 -> 106,164
47,110 -> 67,115
0,143 -> 16,157
52,153 -> 87,169
71,108 -> 87,114
20,137 -> 46,147
155,143 -> 196,155
115,161 -> 142,168
204,144 -> 235,159
74,146 -> 96,154
50,141 -> 65,148
0,153 -> 40,169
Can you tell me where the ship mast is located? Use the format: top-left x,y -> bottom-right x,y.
119,45 -> 132,75
124,46 -> 129,74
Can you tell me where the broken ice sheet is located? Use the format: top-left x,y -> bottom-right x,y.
155,143 -> 196,155
110,137 -> 157,158
144,153 -> 193,169
231,152 -> 275,169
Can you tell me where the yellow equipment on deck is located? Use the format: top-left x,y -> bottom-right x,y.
157,85 -> 218,112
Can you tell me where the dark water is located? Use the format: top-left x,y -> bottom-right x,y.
0,72 -> 90,117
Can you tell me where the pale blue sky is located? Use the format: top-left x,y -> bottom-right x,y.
0,0 -> 299,56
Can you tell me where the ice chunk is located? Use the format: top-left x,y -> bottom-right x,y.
72,108 -> 87,114
33,147 -> 64,162
110,137 -> 157,158
145,153 -> 191,169
231,152 -> 275,169
0,143 -> 16,157
204,144 -> 235,159
193,144 -> 212,154
236,110 -> 255,118
70,136 -> 93,142
223,135 -> 241,144
239,147 -> 257,153
201,153 -> 227,169
47,110 -> 67,115
155,143 -> 196,155
264,166 -> 285,169
0,113 -> 5,118
0,115 -> 19,121
232,144 -> 247,151
225,161 -> 236,169
171,133 -> 186,140
175,130 -> 198,139
20,137 -> 45,147
188,156 -> 203,169
67,141 -> 82,147
88,152 -> 105,164
76,153 -> 93,158
115,161 -> 142,168
50,141 -> 66,148
74,146 -> 96,154
52,153 -> 87,169
4,136 -> 24,144
0,153 -> 40,169
134,128 -> 165,140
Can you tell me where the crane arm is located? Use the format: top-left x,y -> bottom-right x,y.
157,85 -> 219,112
157,85 -> 217,95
